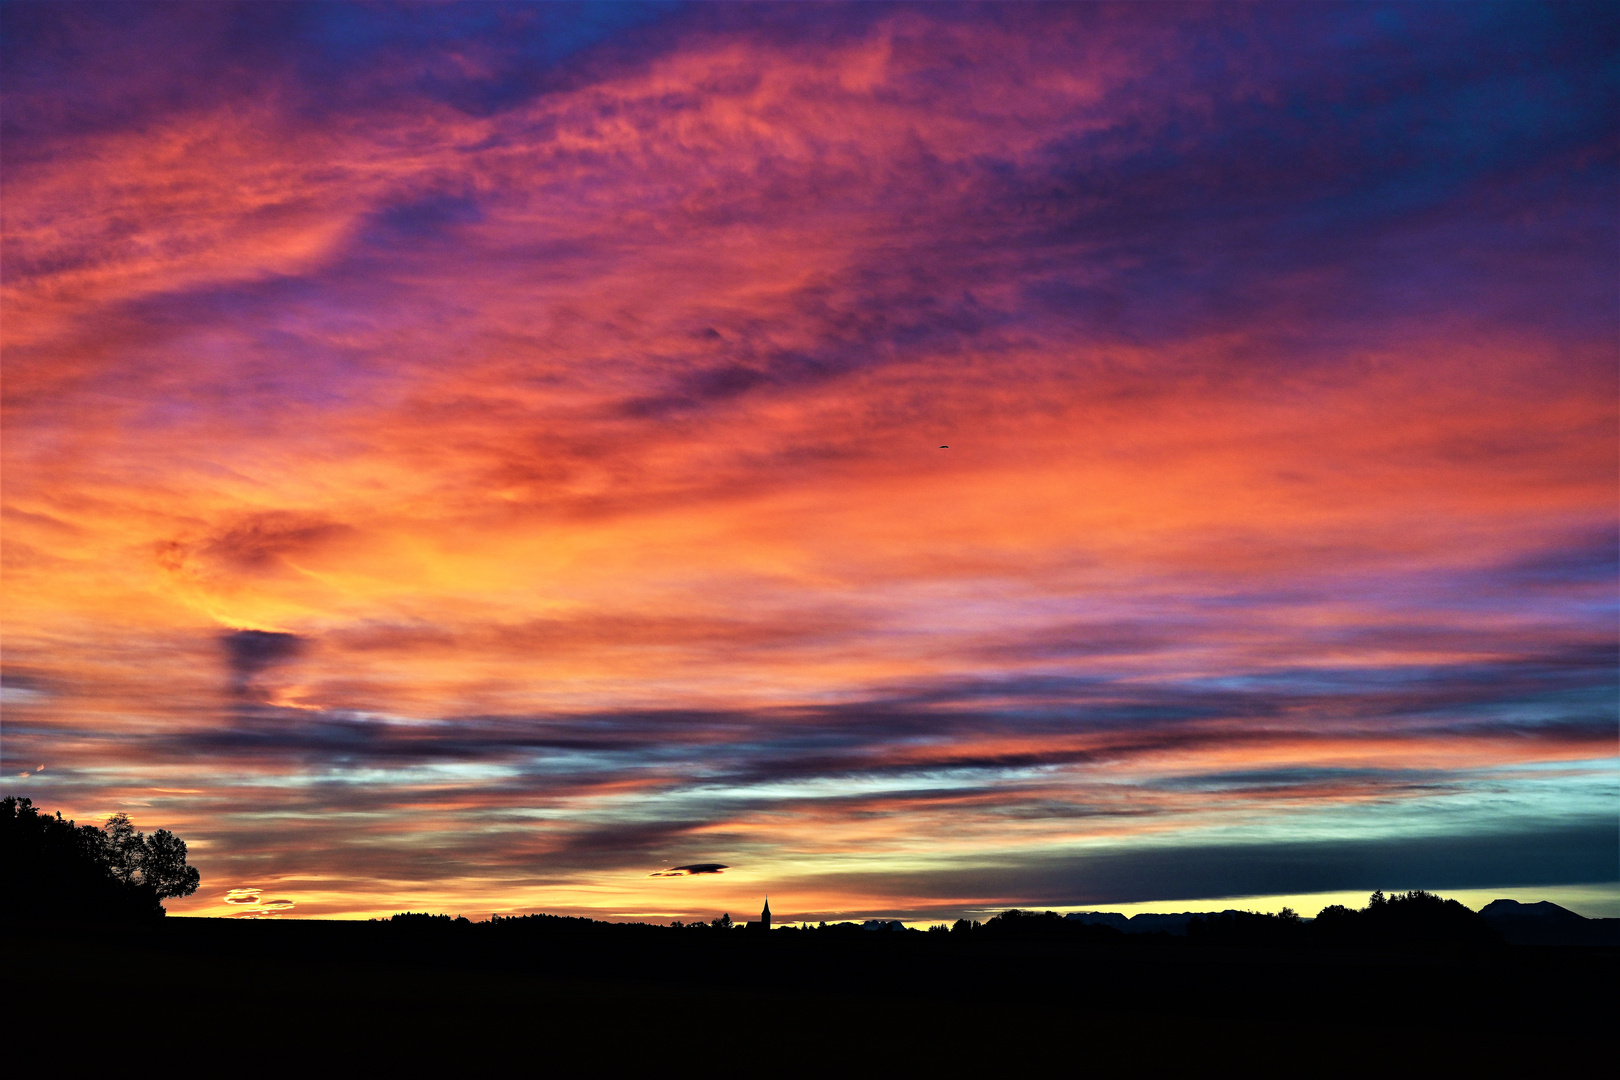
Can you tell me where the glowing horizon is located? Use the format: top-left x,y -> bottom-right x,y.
3,2 -> 1615,923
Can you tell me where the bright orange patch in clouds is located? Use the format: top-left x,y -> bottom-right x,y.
2,4 -> 1615,922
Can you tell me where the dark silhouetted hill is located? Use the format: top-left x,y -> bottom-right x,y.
966,908 -> 1126,941
1187,907 -> 1311,947
1480,899 -> 1620,947
6,879 -> 1613,1071
1065,910 -> 1130,931
1069,910 -> 1248,935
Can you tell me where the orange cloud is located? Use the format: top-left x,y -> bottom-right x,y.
4,4 -> 1614,921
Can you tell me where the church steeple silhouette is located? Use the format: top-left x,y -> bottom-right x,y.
760,896 -> 771,931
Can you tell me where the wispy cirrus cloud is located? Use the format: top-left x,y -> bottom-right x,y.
2,2 -> 1613,921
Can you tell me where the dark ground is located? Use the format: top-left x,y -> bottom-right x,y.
9,918 -> 1613,1073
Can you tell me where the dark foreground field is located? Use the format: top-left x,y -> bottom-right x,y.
11,918 -> 1614,1073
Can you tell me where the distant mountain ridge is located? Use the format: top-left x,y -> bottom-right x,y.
1066,900 -> 1619,946
1478,899 -> 1620,947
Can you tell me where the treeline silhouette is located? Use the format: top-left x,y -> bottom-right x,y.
360,892 -> 1519,951
1,796 -> 199,922
1174,890 -> 1501,947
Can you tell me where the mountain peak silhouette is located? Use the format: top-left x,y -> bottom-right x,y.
1479,898 -> 1620,946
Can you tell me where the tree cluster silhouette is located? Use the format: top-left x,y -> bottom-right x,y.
1,797 -> 199,922
1185,891 -> 1501,947
926,909 -> 1133,942
386,912 -> 471,927
1307,889 -> 1502,947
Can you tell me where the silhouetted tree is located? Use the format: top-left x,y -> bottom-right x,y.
141,828 -> 201,899
1,797 -> 198,921
711,912 -> 732,930
97,810 -> 200,900
102,812 -> 144,885
1311,903 -> 1358,940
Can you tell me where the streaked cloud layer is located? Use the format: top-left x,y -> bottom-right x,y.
3,2 -> 1615,921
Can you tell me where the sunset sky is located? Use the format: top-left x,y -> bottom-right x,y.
3,2 -> 1615,923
